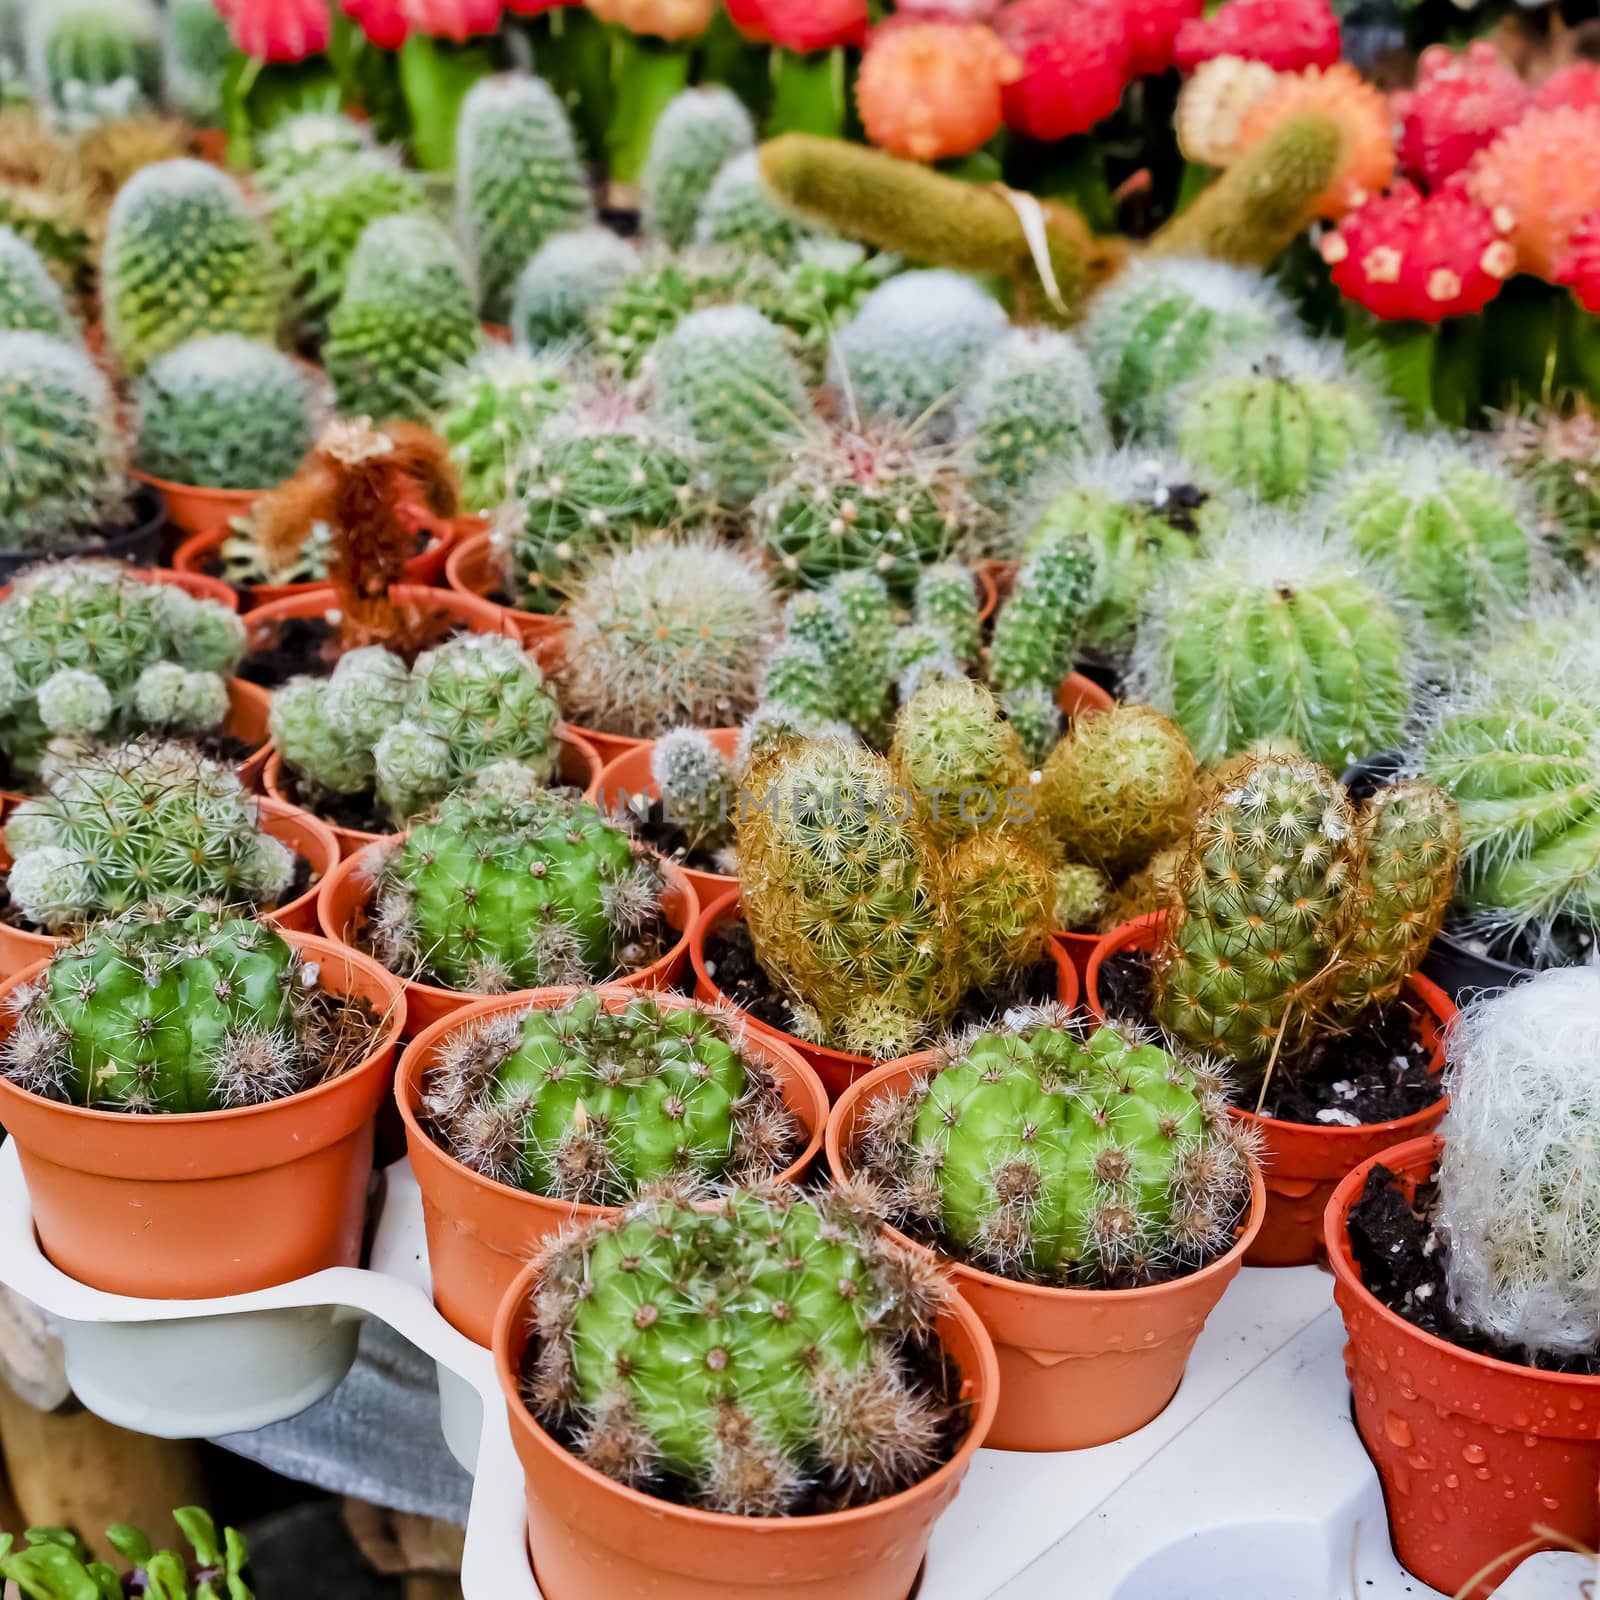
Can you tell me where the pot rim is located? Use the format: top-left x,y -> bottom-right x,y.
130,468 -> 271,501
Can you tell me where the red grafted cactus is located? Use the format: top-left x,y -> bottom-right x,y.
400,0 -> 504,37
1174,0 -> 1340,74
1556,210 -> 1600,314
1470,105 -> 1600,280
856,20 -> 1020,161
998,0 -> 1131,141
342,0 -> 409,46
757,0 -> 869,51
1124,0 -> 1203,78
1393,42 -> 1529,189
226,0 -> 332,60
1535,62 -> 1600,115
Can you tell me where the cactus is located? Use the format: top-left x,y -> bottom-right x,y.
423,990 -> 799,1200
0,224 -> 75,336
1084,258 -> 1293,434
653,305 -> 810,507
366,783 -> 664,993
102,160 -> 283,376
854,1018 -> 1255,1285
4,740 -> 295,932
255,111 -> 375,195
1175,342 -> 1384,504
818,571 -> 895,740
0,1510 -> 251,1599
559,542 -> 779,739
1495,399 -> 1600,576
1132,520 -> 1409,769
511,226 -> 639,351
988,530 -> 1097,699
1002,684 -> 1063,768
521,1186 -> 952,1514
26,0 -> 162,125
589,255 -> 747,378
456,75 -> 595,324
747,241 -> 900,384
943,830 -> 1058,990
914,563 -> 981,666
650,727 -> 736,860
324,214 -> 482,423
1055,861 -> 1110,929
641,87 -> 755,251
164,0 -> 232,124
0,330 -> 129,554
694,149 -> 822,263
435,346 -> 571,513
133,334 -> 316,491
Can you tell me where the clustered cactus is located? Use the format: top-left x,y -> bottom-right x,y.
589,255 -> 745,378
695,150 -> 823,263
436,345 -> 570,512
0,1509 -> 251,1600
0,224 -> 76,336
511,227 -> 639,351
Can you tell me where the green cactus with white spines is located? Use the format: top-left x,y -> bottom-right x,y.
325,214 -> 483,422
26,0 -> 162,125
4,740 -> 295,933
750,242 -> 899,385
511,227 -> 638,351
133,335 -> 316,491
1175,342 -> 1384,504
255,112 -> 375,196
653,304 -> 810,507
164,0 -> 232,124
1085,258 -> 1293,434
589,256 -> 748,378
1002,685 -> 1062,768
436,346 -> 571,513
456,74 -> 595,325
0,225 -> 76,337
0,331 -> 129,555
694,150 -> 822,264
820,571 -> 895,740
856,1018 -> 1254,1285
1131,521 -> 1411,770
102,160 -> 284,376
641,87 -> 755,251
367,783 -> 664,994
522,1186 -> 952,1515
914,563 -> 981,666
1055,861 -> 1109,930
888,623 -> 960,703
650,727 -> 737,861
758,638 -> 839,728
889,677 -> 1029,845
988,529 -> 1097,699
423,989 -> 798,1201
960,329 -> 1107,517
1328,441 -> 1539,649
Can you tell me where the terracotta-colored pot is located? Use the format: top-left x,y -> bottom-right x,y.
263,725 -> 603,861
594,728 -> 742,905
1087,914 -> 1455,1267
0,934 -> 405,1298
317,848 -> 699,1036
691,888 -> 1080,1104
397,986 -> 829,1346
492,1253 -> 998,1600
1051,929 -> 1099,988
1328,1135 -> 1600,1599
828,1053 -> 1266,1450
0,796 -> 337,977
444,530 -> 572,653
0,563 -> 237,613
1057,669 -> 1115,719
243,582 -> 510,666
130,469 -> 263,545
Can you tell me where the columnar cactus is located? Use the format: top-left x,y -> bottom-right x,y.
435,346 -> 570,512
366,784 -> 664,993
324,214 -> 482,422
4,741 -> 295,932
133,335 -> 316,491
694,150 -> 822,263
914,563 -> 981,666
522,1187 -> 952,1514
423,990 -> 798,1200
855,1017 -> 1255,1285
641,87 -> 755,250
25,0 -> 162,125
102,160 -> 283,375
456,75 -> 595,324
511,227 -> 639,350
987,529 -> 1097,698
0,225 -> 75,337
650,727 -> 737,862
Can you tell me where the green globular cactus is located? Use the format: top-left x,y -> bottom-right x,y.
589,254 -> 746,379
456,75 -> 595,325
942,829 -> 1057,992
423,990 -> 799,1200
914,563 -> 981,666
0,330 -> 129,554
887,624 -> 959,705
653,305 -> 810,507
748,242 -> 899,384
366,784 -> 664,994
436,346 -> 571,513
694,150 -> 823,264
641,87 -> 755,251
521,1186 -> 952,1514
960,329 -> 1107,516
1,910 -> 328,1113
754,426 -> 976,596
1174,342 -> 1384,504
0,225 -> 76,337
26,0 -> 162,125
1495,401 -> 1600,576
255,112 -> 375,196
133,334 -> 316,491
102,160 -> 284,377
1002,684 -> 1062,768
4,740 -> 295,933
1131,522 -> 1411,770
1085,258 -> 1293,434
164,0 -> 232,125
988,530 -> 1097,699
325,214 -> 483,422
560,542 -> 779,739
856,1018 -> 1254,1285
651,727 -> 737,861
511,226 -> 638,351
1055,861 -> 1109,930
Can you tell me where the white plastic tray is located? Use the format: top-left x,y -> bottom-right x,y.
0,1140 -> 1590,1600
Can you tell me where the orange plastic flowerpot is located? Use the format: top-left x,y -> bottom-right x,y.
317,849 -> 700,1036
828,1054 -> 1266,1450
0,935 -> 406,1298
1328,1135 -> 1600,1599
1051,929 -> 1099,987
0,563 -> 237,613
131,469 -> 264,545
491,1254 -> 998,1600
445,530 -> 571,652
594,728 -> 742,905
1087,914 -> 1455,1266
243,582 -> 510,664
1057,669 -> 1115,719
691,888 -> 1080,1103
397,986 -> 829,1346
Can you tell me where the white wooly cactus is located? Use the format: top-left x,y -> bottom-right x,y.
255,112 -> 376,196
694,149 -> 823,263
641,86 -> 755,250
1437,967 -> 1600,1357
26,0 -> 162,126
0,226 -> 77,338
510,226 -> 638,350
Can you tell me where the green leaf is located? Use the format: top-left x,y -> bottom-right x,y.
105,1524 -> 154,1566
143,1549 -> 192,1600
173,1508 -> 222,1570
0,1544 -> 102,1600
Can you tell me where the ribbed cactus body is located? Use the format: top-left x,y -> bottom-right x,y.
0,226 -> 75,337
694,150 -> 820,263
889,678 -> 1029,845
164,0 -> 232,124
457,75 -> 594,324
255,112 -> 375,195
641,87 -> 755,250
102,161 -> 282,376
590,257 -> 745,378
436,346 -> 570,512
511,227 -> 638,350
914,564 -> 981,665
27,0 -> 162,120
988,531 -> 1096,697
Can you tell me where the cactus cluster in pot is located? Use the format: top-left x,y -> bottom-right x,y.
435,345 -> 571,514
649,725 -> 739,868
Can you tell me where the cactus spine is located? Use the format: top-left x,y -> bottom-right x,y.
0,225 -> 75,337
436,346 -> 570,513
511,227 -> 638,351
642,88 -> 755,250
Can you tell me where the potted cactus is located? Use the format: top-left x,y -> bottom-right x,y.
0,906 -> 404,1297
0,1508 -> 250,1599
828,1014 -> 1265,1449
397,986 -> 829,1344
491,1186 -> 997,1600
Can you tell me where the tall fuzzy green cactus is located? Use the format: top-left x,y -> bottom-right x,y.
456,75 -> 595,324
423,990 -> 798,1200
695,150 -> 823,263
0,225 -> 76,337
641,87 -> 755,251
589,254 -> 746,378
102,160 -> 283,376
436,346 -> 570,512
26,0 -> 162,125
988,529 -> 1097,698
511,227 -> 638,351
914,563 -> 981,665
164,0 -> 232,124
255,112 -> 375,196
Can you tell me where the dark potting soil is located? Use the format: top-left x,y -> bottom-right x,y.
617,796 -> 730,878
238,615 -> 343,688
278,765 -> 392,836
1347,1165 -> 1600,1376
